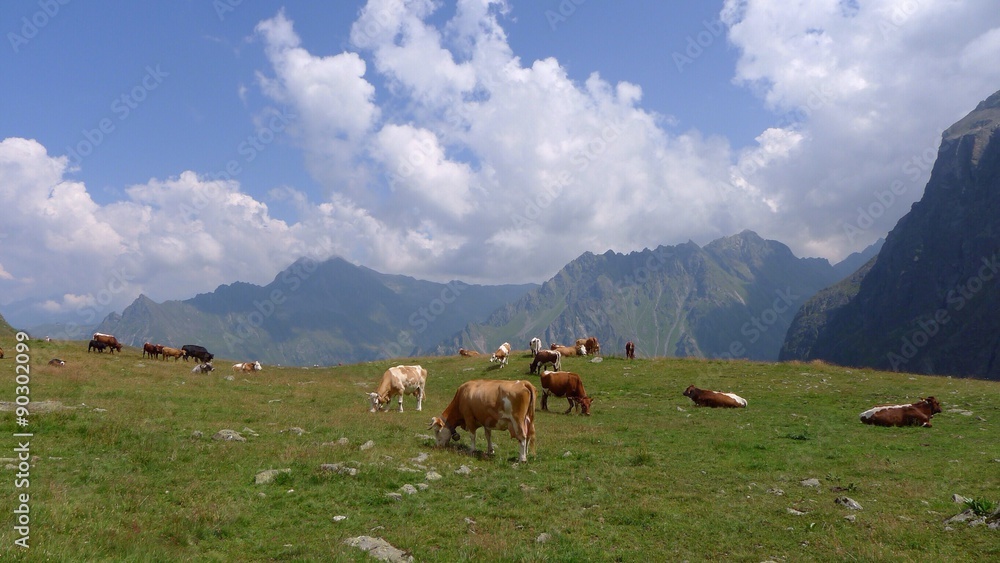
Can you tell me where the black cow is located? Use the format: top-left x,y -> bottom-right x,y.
181,344 -> 213,363
88,339 -> 108,353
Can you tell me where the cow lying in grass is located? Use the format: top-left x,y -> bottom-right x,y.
683,385 -> 747,408
859,396 -> 942,427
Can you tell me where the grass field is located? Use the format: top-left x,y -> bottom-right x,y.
1,338 -> 998,561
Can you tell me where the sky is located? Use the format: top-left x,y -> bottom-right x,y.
2,0 -> 999,330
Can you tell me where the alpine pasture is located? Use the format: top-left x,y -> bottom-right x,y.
1,339 -> 997,561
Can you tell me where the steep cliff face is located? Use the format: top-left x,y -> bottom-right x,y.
781,90 -> 1000,379
447,231 -> 845,361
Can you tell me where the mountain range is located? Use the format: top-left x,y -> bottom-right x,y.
780,88 -> 1000,380
22,231 -> 879,367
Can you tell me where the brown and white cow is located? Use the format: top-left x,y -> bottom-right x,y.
551,343 -> 586,357
93,332 -> 123,353
458,348 -> 481,357
683,385 -> 747,408
428,379 -> 537,462
574,336 -> 601,356
859,396 -> 942,427
368,365 -> 428,413
529,349 -> 561,375
529,337 -> 542,357
625,341 -> 635,359
540,370 -> 592,415
232,361 -> 263,373
160,346 -> 185,361
490,342 -> 511,368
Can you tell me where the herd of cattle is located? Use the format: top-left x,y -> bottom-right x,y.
370,336 -> 947,462
84,333 -> 264,375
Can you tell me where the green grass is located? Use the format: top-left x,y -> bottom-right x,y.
0,340 -> 998,561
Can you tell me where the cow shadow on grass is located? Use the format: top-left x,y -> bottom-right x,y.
427,439 -> 522,463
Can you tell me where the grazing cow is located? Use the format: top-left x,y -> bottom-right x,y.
191,363 -> 214,374
860,396 -> 942,428
88,339 -> 108,353
529,349 -> 561,375
458,348 -> 481,357
490,342 -> 511,368
92,332 -> 123,353
551,343 -> 586,357
368,365 -> 428,413
181,344 -> 213,363
160,346 -> 185,361
683,385 -> 747,408
540,370 -> 592,415
428,379 -> 537,462
529,337 -> 542,357
142,342 -> 163,359
625,341 -> 635,359
48,358 -> 65,367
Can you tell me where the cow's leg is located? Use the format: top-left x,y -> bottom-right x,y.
416,387 -> 423,412
541,390 -> 550,411
468,429 -> 477,454
484,427 -> 495,456
564,398 -> 575,414
397,394 -> 404,412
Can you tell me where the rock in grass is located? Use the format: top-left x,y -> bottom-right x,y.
212,429 -> 246,442
455,465 -> 472,475
800,478 -> 821,487
360,440 -> 375,451
425,471 -> 442,481
343,536 -> 412,562
536,532 -> 552,543
835,497 -> 863,510
255,468 -> 290,485
320,463 -> 358,476
400,484 -> 418,495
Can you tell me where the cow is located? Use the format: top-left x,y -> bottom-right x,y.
191,363 -> 214,374
142,342 -> 163,359
92,332 -> 123,353
458,348 -> 481,357
540,370 -> 592,415
368,365 -> 428,413
625,341 -> 635,359
490,342 -> 511,368
48,358 -> 65,367
232,361 -> 263,373
529,337 -> 542,357
529,349 -> 561,375
584,336 -> 601,356
859,396 -> 942,428
428,379 -> 537,463
683,385 -> 747,408
0,346 -> 4,359
88,339 -> 108,353
551,343 -> 586,357
181,344 -> 213,363
160,346 -> 185,361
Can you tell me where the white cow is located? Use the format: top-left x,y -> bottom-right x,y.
368,365 -> 428,413
529,337 -> 542,356
490,342 -> 511,368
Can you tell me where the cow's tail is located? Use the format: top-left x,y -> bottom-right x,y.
524,381 -> 537,455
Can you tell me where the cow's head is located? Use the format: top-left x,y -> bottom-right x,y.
367,392 -> 387,413
682,385 -> 697,398
923,396 -> 942,415
253,361 -> 262,371
428,416 -> 460,445
577,396 -> 594,416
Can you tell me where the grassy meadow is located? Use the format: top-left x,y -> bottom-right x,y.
1,338 -> 998,561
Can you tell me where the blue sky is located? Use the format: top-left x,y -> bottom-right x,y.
1,0 -> 999,328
